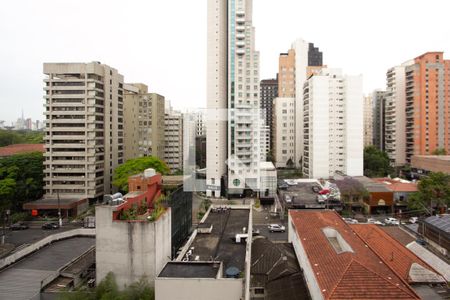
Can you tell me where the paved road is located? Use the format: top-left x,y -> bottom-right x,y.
254,224 -> 288,242
4,224 -> 81,248
0,237 -> 95,300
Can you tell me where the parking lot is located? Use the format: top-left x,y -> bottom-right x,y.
3,223 -> 82,248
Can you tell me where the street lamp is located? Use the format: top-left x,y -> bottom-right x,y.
57,191 -> 62,227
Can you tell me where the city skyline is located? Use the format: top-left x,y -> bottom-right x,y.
1,0 -> 450,124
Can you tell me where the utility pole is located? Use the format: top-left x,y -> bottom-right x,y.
57,191 -> 62,227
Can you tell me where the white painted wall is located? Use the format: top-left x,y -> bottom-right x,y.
155,278 -> 243,300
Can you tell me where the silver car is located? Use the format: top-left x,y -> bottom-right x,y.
268,224 -> 286,232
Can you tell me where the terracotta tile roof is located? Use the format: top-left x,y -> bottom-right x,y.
289,210 -> 420,300
372,178 -> 418,192
351,224 -> 444,283
0,144 -> 44,157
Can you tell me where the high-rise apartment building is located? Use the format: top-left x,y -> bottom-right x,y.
273,97 -> 295,167
260,78 -> 278,154
164,104 -> 184,173
303,69 -> 363,178
385,61 -> 413,166
363,95 -> 373,147
123,83 -> 165,161
274,39 -> 323,168
372,90 -> 387,150
43,62 -> 124,201
207,0 -> 266,197
405,52 -> 450,162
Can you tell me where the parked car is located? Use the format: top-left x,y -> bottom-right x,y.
42,222 -> 59,230
268,224 -> 285,232
416,238 -> 427,246
311,186 -> 321,193
10,222 -> 29,230
343,218 -> 359,224
367,218 -> 383,225
384,217 -> 400,225
409,217 -> 418,224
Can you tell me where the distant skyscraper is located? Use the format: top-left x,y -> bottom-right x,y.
363,95 -> 373,147
207,0 -> 265,197
303,69 -> 363,178
404,52 -> 450,162
123,83 -> 165,161
164,103 -> 184,172
260,78 -> 278,155
372,90 -> 387,151
274,39 -> 323,168
43,62 -> 124,200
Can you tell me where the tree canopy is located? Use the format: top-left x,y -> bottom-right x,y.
60,272 -> 154,300
432,148 -> 447,155
408,172 -> 450,213
363,146 -> 393,178
0,129 -> 44,147
113,156 -> 169,193
0,152 -> 44,214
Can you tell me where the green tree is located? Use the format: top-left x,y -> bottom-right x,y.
0,129 -> 44,146
0,152 -> 44,213
59,272 -> 154,300
432,148 -> 447,155
363,146 -> 393,178
408,172 -> 450,213
113,156 -> 169,193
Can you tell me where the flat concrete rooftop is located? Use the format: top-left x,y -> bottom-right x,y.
159,262 -> 220,278
188,208 -> 249,276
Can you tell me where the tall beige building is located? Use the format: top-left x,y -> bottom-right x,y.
363,95 -> 373,147
164,103 -> 183,173
273,39 -> 323,168
43,62 -> 124,201
123,84 -> 165,161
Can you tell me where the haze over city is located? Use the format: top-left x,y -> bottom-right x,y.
0,0 -> 449,123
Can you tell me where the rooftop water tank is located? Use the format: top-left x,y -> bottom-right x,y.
144,168 -> 156,178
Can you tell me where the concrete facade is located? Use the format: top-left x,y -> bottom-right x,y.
206,0 -> 265,197
385,61 -> 413,166
95,206 -> 171,289
411,155 -> 450,174
123,83 -> 165,161
274,39 -> 323,169
43,62 -> 124,200
273,97 -> 296,168
164,105 -> 183,173
372,90 -> 387,151
303,69 -> 363,178
363,94 -> 373,147
405,52 -> 450,163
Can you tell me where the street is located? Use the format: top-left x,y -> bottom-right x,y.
4,223 -> 82,248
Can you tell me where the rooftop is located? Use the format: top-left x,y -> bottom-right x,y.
351,224 -> 445,283
423,215 -> 450,234
353,176 -> 392,193
372,178 -> 418,193
413,155 -> 450,162
0,144 -> 44,157
186,208 -> 249,276
158,262 -> 220,278
23,197 -> 87,210
289,210 -> 420,299
251,237 -> 309,300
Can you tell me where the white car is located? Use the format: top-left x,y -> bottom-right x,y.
384,217 -> 400,225
343,218 -> 359,224
367,218 -> 383,225
268,224 -> 286,232
409,217 -> 418,224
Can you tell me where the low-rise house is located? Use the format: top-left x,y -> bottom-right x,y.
418,215 -> 450,258
353,176 -> 394,214
288,210 -> 421,299
411,155 -> 450,176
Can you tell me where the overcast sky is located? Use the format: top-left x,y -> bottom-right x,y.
1,0 -> 449,124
